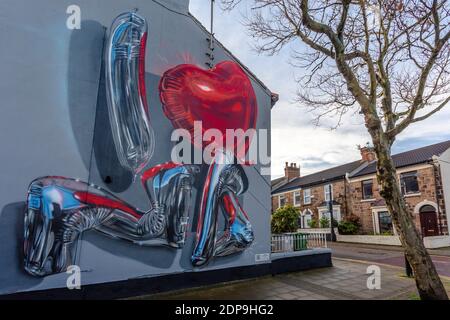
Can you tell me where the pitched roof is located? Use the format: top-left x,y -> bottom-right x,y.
351,140 -> 450,178
271,140 -> 450,194
272,160 -> 362,194
271,176 -> 287,189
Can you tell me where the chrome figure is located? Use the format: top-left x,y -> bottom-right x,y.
23,11 -> 256,276
105,11 -> 155,177
23,163 -> 197,276
192,149 -> 254,267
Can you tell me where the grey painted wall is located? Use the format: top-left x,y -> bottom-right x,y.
0,0 -> 272,294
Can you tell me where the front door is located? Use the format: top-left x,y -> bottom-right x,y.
420,211 -> 438,237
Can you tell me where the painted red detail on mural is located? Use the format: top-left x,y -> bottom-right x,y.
74,191 -> 141,219
159,61 -> 258,158
141,161 -> 182,185
222,193 -> 236,224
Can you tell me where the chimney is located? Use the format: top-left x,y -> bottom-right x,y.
284,162 -> 300,180
359,144 -> 377,162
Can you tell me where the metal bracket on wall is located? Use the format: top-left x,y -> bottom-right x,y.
206,0 -> 215,68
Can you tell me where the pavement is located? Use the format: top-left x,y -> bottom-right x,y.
132,243 -> 450,300
133,258 -> 450,300
329,242 -> 450,277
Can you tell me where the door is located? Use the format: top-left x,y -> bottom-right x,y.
420,210 -> 439,237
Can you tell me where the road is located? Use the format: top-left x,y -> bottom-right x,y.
329,242 -> 450,277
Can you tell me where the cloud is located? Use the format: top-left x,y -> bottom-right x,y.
271,125 -> 370,177
189,1 -> 450,179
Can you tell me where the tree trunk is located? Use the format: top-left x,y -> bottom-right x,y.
371,131 -> 448,300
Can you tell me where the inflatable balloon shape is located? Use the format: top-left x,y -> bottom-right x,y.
23,165 -> 199,276
140,162 -> 199,246
23,176 -> 144,276
159,61 -> 258,160
191,149 -> 254,267
105,11 -> 155,177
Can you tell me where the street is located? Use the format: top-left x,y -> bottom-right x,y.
329,242 -> 450,277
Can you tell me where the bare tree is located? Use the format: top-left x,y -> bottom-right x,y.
223,0 -> 450,299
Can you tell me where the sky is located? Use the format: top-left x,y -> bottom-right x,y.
189,1 -> 450,179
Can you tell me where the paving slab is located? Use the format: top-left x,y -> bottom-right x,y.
132,258 -> 450,300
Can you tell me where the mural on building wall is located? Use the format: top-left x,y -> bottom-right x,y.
159,60 -> 259,266
105,11 -> 155,177
22,10 -> 258,277
23,163 -> 198,276
159,61 -> 258,158
190,149 -> 254,267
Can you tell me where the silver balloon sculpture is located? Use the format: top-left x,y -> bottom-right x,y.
24,164 -> 198,276
23,11 -> 256,277
105,11 -> 155,177
96,163 -> 199,247
191,149 -> 254,267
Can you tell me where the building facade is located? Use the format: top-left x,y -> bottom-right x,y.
272,161 -> 363,228
272,141 -> 450,239
0,0 -> 275,297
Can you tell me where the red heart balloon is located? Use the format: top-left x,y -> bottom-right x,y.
159,61 -> 258,158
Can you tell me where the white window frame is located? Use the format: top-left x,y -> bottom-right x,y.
362,179 -> 374,200
318,206 -> 341,224
324,184 -> 333,202
293,190 -> 301,207
372,207 -> 397,235
399,171 -> 420,196
302,209 -> 313,229
278,194 -> 286,208
303,189 -> 312,205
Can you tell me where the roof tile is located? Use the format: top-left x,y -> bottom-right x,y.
351,140 -> 450,177
271,140 -> 450,193
272,160 -> 361,193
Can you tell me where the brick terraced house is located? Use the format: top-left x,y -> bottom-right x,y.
272,140 -> 450,241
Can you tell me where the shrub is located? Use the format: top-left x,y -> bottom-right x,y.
345,214 -> 362,228
307,218 -> 318,228
338,221 -> 358,235
271,204 -> 300,234
337,214 -> 361,235
319,216 -> 330,228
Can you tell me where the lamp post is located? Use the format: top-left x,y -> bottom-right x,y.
405,254 -> 413,277
328,184 -> 336,242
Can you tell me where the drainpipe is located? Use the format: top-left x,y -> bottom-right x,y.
328,184 -> 336,242
344,173 -> 350,217
431,157 -> 443,235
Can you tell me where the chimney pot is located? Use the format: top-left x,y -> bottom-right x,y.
359,144 -> 377,163
284,162 -> 300,180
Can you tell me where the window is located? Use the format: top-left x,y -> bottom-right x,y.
319,208 -> 341,224
378,211 -> 393,234
303,189 -> 311,204
420,205 -> 436,213
400,171 -> 419,195
278,194 -> 286,208
293,191 -> 301,206
362,179 -> 374,200
324,184 -> 333,202
303,210 -> 313,228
